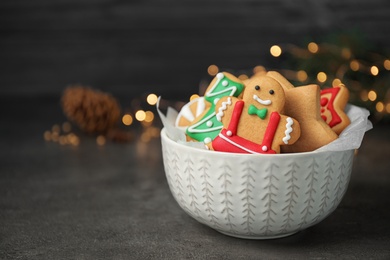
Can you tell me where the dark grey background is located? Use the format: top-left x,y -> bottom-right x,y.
1,1 -> 390,259
1,0 -> 390,100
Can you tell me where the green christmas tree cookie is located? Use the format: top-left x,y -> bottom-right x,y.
186,72 -> 245,144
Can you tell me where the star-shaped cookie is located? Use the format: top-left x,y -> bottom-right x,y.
267,71 -> 338,153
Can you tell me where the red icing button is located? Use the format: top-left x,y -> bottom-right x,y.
320,97 -> 328,107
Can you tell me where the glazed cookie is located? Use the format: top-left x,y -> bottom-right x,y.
212,75 -> 300,154
185,72 -> 245,144
266,71 -> 338,153
320,85 -> 351,135
175,96 -> 209,129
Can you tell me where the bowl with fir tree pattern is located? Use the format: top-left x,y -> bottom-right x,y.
160,128 -> 355,239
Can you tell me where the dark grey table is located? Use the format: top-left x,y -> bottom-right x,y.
1,96 -> 389,259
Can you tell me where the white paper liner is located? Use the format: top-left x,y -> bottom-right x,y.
316,104 -> 372,152
157,97 -> 372,152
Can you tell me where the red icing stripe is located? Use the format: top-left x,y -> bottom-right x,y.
321,87 -> 342,127
260,111 -> 280,152
227,100 -> 244,136
211,104 -> 281,154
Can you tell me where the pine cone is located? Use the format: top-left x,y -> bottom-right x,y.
61,85 -> 121,134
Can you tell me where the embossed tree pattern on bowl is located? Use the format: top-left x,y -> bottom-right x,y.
161,128 -> 354,239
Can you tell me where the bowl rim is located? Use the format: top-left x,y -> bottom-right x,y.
160,128 -> 352,158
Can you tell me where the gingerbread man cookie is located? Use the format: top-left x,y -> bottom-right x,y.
320,84 -> 351,135
266,71 -> 338,153
212,75 -> 300,154
185,72 -> 245,144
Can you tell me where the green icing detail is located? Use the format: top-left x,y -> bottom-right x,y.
248,104 -> 268,119
186,73 -> 244,143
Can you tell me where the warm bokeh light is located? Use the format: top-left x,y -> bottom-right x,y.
317,72 -> 327,83
370,66 -> 379,76
360,90 -> 368,102
270,45 -> 282,57
135,110 -> 146,121
62,122 -> 72,133
122,114 -> 133,126
146,93 -> 158,105
141,132 -> 151,142
307,42 -> 319,53
144,111 -> 154,123
67,133 -> 79,146
297,70 -> 308,82
376,102 -> 384,112
384,59 -> 390,70
52,124 -> 60,133
350,60 -> 360,71
207,64 -> 219,76
386,103 -> 390,113
43,131 -> 51,141
96,135 -> 106,146
368,90 -> 377,101
341,48 -> 351,59
332,78 -> 342,87
51,132 -> 59,142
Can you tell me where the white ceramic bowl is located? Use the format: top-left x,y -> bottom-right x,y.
161,128 -> 354,239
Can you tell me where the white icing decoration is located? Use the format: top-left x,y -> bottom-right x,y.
216,72 -> 224,79
196,98 -> 206,117
216,97 -> 232,121
206,121 -> 213,127
218,133 -> 260,154
214,98 -> 220,105
222,80 -> 228,87
204,137 -> 212,144
206,73 -> 238,100
283,117 -> 294,144
180,105 -> 195,122
175,97 -> 206,127
253,94 -> 271,106
226,130 -> 232,136
262,145 -> 268,152
187,112 -> 223,134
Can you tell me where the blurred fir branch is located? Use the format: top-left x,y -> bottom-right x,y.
274,29 -> 390,123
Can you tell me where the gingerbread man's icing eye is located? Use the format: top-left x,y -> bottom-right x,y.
269,90 -> 275,95
255,85 -> 260,90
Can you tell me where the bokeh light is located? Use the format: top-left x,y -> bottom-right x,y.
144,111 -> 154,123
332,78 -> 342,87
368,90 -> 377,101
270,45 -> 282,57
307,42 -> 319,53
297,70 -> 308,82
376,102 -> 384,112
370,66 -> 379,76
135,110 -> 146,121
122,114 -> 133,126
96,135 -> 106,146
317,72 -> 327,83
350,60 -> 360,71
207,65 -> 219,76
146,93 -> 158,105
384,60 -> 390,70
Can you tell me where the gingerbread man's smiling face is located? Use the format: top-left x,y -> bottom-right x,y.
243,76 -> 285,112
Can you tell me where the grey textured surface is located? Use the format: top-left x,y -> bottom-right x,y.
1,97 -> 389,259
